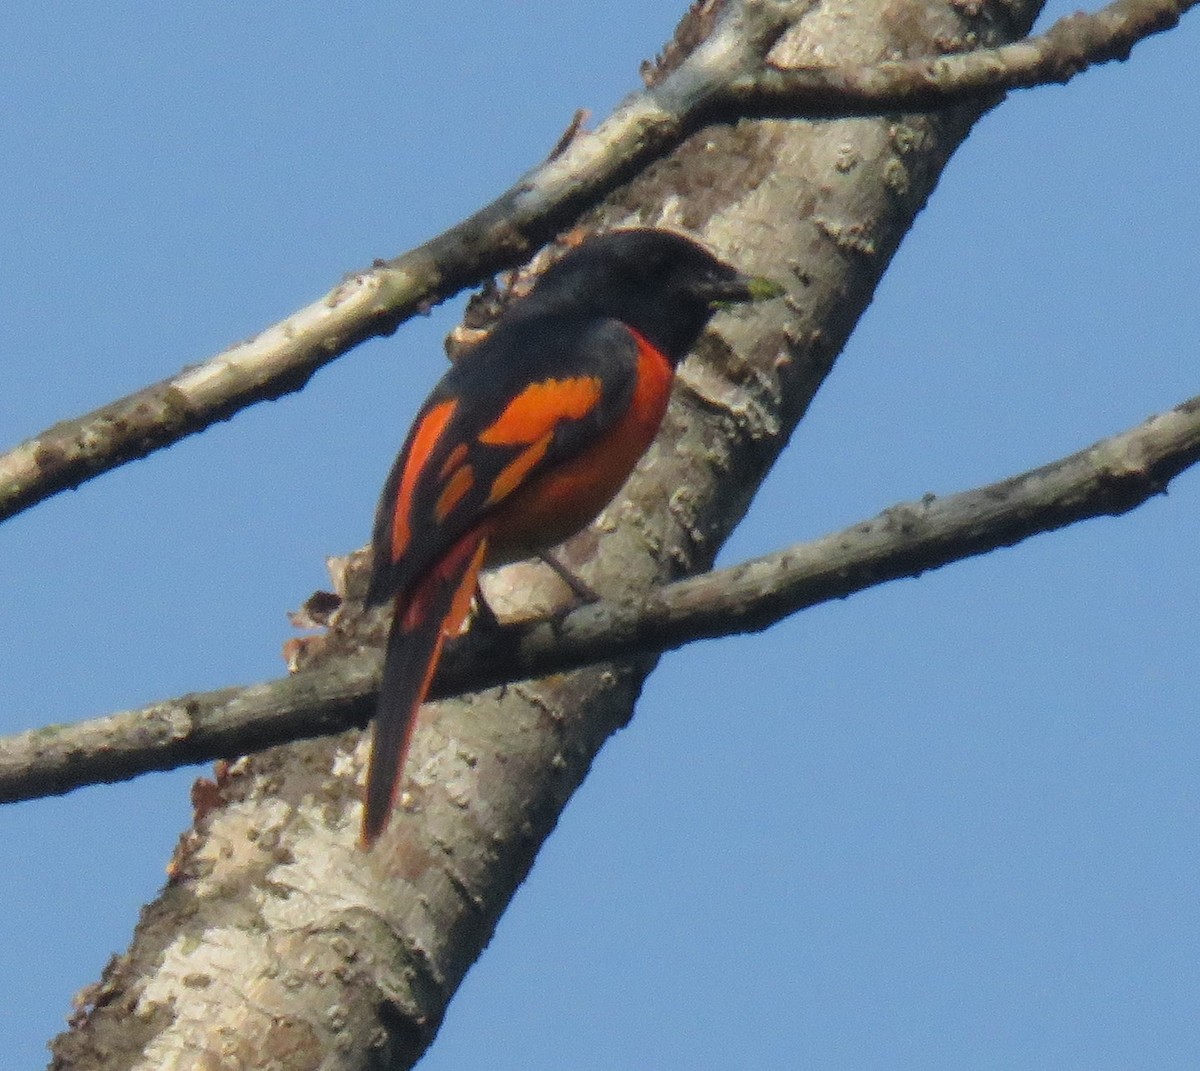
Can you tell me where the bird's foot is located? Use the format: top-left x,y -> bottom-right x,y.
538,551 -> 600,604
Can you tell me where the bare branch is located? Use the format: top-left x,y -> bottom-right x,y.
722,0 -> 1195,116
5,390 -> 1197,805
2,0 -> 1190,527
0,0 -> 799,527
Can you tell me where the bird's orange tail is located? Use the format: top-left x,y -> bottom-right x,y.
360,529 -> 489,848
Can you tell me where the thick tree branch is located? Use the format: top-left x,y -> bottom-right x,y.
0,0 -> 1188,527
44,0 -> 1200,1061
6,390 -> 1197,805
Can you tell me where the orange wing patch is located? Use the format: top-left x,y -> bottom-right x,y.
486,431 -> 553,506
479,377 -> 603,446
391,399 -> 457,560
438,442 -> 469,480
435,463 -> 475,522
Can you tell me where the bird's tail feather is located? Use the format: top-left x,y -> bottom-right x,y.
360,529 -> 489,847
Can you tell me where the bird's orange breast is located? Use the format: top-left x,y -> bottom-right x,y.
485,330 -> 674,563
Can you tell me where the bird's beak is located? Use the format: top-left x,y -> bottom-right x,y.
697,271 -> 785,310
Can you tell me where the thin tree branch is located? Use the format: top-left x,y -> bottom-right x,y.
722,0 -> 1195,116
0,0 -> 1189,527
5,389 -> 1197,805
0,0 -> 801,528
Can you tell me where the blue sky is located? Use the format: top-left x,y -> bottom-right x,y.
2,3 -> 1198,1068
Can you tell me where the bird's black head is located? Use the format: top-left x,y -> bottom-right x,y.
524,228 -> 781,362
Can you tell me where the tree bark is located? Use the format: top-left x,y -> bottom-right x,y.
50,1 -> 1047,1068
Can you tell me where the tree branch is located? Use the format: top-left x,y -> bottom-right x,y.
0,0 -> 800,528
722,0 -> 1195,116
1,0 -> 1189,527
6,389 -> 1197,805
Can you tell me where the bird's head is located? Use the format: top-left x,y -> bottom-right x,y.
528,228 -> 783,361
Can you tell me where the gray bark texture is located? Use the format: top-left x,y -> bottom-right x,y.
50,1 -> 1043,1068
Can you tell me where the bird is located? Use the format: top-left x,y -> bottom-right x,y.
360,227 -> 780,846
